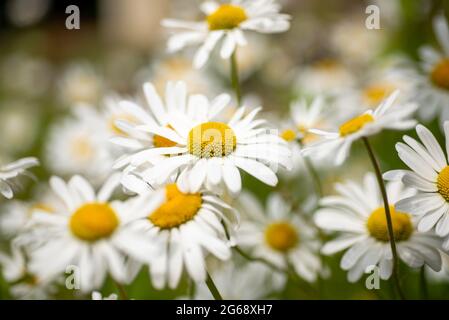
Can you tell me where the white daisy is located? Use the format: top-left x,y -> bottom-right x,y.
236,192 -> 324,283
303,91 -> 418,166
92,291 -> 118,300
398,15 -> 449,126
46,107 -> 113,183
384,122 -> 449,250
315,173 -> 442,282
0,157 -> 39,199
162,0 -> 291,68
22,174 -> 155,293
125,182 -> 235,289
119,87 -> 291,194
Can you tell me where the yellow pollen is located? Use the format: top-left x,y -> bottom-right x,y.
339,114 -> 374,137
366,205 -> 413,242
153,125 -> 178,148
431,58 -> 449,90
207,4 -> 247,31
280,129 -> 297,142
188,122 -> 237,158
363,83 -> 396,106
265,222 -> 299,252
437,166 -> 449,202
149,184 -> 202,229
70,203 -> 119,241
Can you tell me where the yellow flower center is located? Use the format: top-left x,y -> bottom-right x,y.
339,114 -> 374,137
187,122 -> 237,158
280,129 -> 297,142
71,135 -> 93,160
207,4 -> 247,31
366,205 -> 413,242
363,83 -> 396,106
431,58 -> 449,90
437,166 -> 449,202
153,125 -> 178,148
265,222 -> 299,252
70,203 -> 119,242
149,184 -> 202,229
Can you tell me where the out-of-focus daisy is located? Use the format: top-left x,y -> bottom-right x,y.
399,15 -> 449,126
236,192 -> 323,282
23,174 -> 155,293
162,0 -> 291,68
191,261 -> 284,299
0,157 -> 39,199
315,173 -> 442,282
303,91 -> 417,165
46,107 -> 113,183
126,182 -> 235,289
58,63 -> 104,107
384,122 -> 449,250
120,85 -> 291,194
92,291 -> 118,300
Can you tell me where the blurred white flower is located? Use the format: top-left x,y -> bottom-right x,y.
92,291 -> 118,300
236,192 -> 324,283
315,173 -> 442,282
0,157 -> 39,199
303,91 -> 418,166
162,0 -> 291,68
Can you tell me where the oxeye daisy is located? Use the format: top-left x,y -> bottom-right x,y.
0,157 -> 39,199
125,182 -> 236,289
22,174 -> 156,293
399,15 -> 449,126
303,91 -> 418,165
122,93 -> 291,194
162,0 -> 291,68
384,122 -> 449,250
315,173 -> 442,283
236,192 -> 324,282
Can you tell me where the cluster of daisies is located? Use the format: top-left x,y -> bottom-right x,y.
2,1 -> 449,300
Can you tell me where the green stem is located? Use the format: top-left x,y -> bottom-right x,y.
362,137 -> 405,300
205,271 -> 223,300
113,280 -> 129,300
230,51 -> 242,105
420,266 -> 428,299
188,277 -> 195,299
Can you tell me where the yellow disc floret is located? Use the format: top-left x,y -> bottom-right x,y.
280,129 -> 297,142
366,205 -> 413,242
437,166 -> 449,202
363,83 -> 396,107
431,58 -> 449,91
339,114 -> 374,137
70,203 -> 119,241
149,184 -> 202,229
188,122 -> 237,158
207,4 -> 247,30
265,222 -> 299,252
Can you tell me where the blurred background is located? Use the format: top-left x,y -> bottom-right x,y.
1,0 -> 449,299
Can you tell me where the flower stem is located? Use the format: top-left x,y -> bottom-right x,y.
362,137 -> 405,300
205,271 -> 223,300
230,51 -> 242,105
113,279 -> 129,300
420,266 -> 428,299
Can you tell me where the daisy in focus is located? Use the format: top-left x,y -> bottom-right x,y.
162,0 -> 291,68
124,182 -> 235,289
302,91 -> 418,165
384,122 -> 449,250
22,174 -> 156,293
236,192 -> 324,283
315,173 -> 443,282
0,157 -> 39,199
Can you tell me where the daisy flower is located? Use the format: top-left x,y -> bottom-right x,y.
399,15 -> 449,126
22,174 -> 156,293
302,91 -> 418,166
125,182 -> 235,289
162,0 -> 291,68
121,87 -> 291,194
0,157 -> 39,199
315,173 -> 442,282
384,122 -> 449,250
92,291 -> 118,300
236,192 -> 324,282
